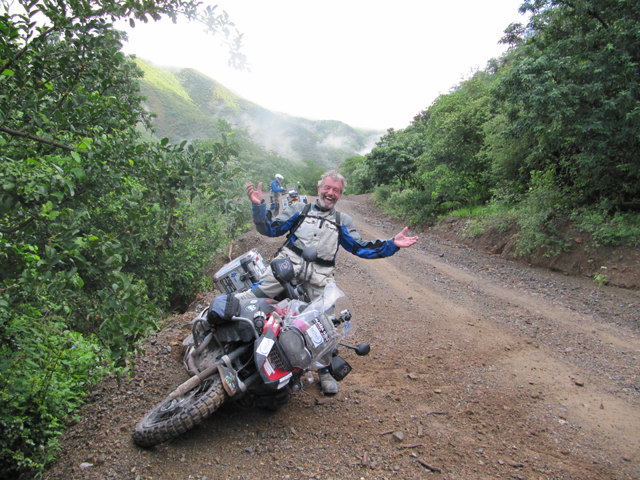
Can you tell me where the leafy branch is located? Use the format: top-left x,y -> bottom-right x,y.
0,126 -> 75,151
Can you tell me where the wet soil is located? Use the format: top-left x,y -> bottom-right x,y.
44,194 -> 640,480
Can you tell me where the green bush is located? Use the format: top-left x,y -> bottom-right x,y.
371,184 -> 394,205
448,204 -> 495,219
348,161 -> 374,195
573,209 -> 640,248
339,155 -> 374,195
0,302 -> 108,477
372,186 -> 436,226
511,170 -> 569,257
0,0 -> 250,475
452,202 -> 515,240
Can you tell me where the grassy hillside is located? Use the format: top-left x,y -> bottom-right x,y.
134,59 -> 382,167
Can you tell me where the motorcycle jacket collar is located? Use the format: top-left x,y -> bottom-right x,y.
313,199 -> 335,214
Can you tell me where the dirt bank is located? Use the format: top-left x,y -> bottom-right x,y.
430,213 -> 640,290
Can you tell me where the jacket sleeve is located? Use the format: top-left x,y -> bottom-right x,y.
339,214 -> 399,259
270,180 -> 285,193
252,201 -> 302,237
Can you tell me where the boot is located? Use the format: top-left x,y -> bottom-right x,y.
318,369 -> 338,395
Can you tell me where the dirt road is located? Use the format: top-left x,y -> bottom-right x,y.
45,195 -> 640,480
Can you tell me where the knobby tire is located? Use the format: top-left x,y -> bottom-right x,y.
132,375 -> 226,447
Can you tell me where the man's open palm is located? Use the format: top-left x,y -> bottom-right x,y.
246,182 -> 263,205
394,227 -> 419,248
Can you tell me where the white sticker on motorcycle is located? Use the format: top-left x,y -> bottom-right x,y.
278,374 -> 291,389
277,372 -> 292,389
307,324 -> 325,347
263,358 -> 275,375
257,338 -> 274,356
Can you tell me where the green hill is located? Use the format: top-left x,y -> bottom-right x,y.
135,59 -> 383,168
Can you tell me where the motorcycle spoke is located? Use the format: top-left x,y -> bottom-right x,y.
146,378 -> 214,427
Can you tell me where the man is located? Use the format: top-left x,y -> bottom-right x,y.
241,170 -> 419,394
269,173 -> 285,219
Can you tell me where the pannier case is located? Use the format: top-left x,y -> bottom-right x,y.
213,249 -> 267,294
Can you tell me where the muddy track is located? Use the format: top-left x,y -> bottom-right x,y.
45,195 -> 640,480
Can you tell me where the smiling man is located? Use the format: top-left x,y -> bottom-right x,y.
241,170 -> 418,301
239,170 -> 418,394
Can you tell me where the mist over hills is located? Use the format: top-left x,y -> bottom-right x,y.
135,59 -> 384,168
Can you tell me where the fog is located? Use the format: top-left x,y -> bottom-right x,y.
118,0 -> 526,131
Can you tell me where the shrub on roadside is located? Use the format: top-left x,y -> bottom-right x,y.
0,308 -> 108,477
382,188 -> 436,226
573,208 -> 640,248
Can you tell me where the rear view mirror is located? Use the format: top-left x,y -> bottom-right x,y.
354,343 -> 370,356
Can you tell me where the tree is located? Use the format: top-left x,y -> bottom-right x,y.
366,127 -> 424,188
495,0 -> 640,210
417,73 -> 494,206
339,155 -> 373,194
0,0 -> 248,475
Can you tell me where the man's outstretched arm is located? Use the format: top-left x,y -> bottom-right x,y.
339,216 -> 418,259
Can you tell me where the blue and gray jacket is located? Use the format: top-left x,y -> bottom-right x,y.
252,200 -> 399,272
269,179 -> 285,199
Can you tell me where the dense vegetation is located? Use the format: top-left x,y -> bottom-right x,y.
0,0 -> 342,474
0,0 -> 256,476
341,0 -> 640,254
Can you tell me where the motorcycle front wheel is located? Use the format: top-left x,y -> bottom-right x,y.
132,375 -> 226,447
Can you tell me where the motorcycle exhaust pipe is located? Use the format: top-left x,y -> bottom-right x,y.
169,344 -> 252,399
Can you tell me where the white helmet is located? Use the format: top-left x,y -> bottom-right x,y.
275,174 -> 284,182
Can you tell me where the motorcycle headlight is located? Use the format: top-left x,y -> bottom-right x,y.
278,328 -> 312,369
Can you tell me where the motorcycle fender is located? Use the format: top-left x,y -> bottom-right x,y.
254,331 -> 292,389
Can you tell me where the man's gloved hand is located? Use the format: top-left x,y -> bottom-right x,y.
207,294 -> 241,325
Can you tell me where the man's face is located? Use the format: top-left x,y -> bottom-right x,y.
317,176 -> 343,210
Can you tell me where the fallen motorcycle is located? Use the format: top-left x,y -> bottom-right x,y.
132,247 -> 369,447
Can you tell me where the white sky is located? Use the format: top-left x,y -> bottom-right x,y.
117,0 -> 525,131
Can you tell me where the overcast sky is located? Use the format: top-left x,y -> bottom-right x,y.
117,0 -> 525,131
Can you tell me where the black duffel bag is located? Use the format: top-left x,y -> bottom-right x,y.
206,293 -> 241,325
